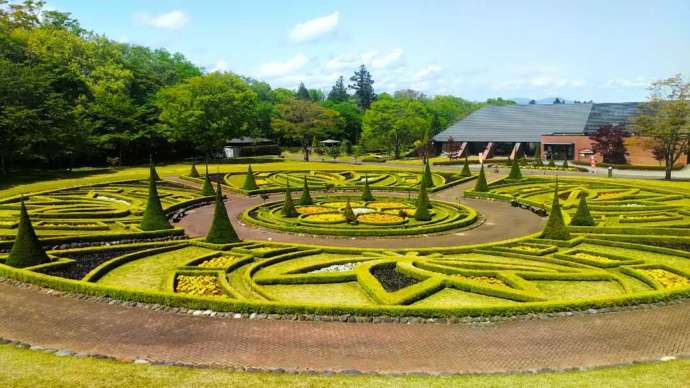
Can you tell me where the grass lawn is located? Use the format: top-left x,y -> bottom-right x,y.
0,344 -> 687,387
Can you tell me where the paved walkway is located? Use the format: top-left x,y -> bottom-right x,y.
177,176 -> 544,248
0,281 -> 688,374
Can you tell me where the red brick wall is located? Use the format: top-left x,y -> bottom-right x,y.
540,135 -> 687,166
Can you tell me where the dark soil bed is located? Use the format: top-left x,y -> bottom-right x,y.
38,246 -> 154,280
370,263 -> 419,292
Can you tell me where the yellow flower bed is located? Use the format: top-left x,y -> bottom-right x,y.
573,252 -> 608,261
176,275 -> 225,297
322,201 -> 365,209
367,201 -> 409,210
454,275 -> 506,287
383,208 -> 415,217
596,191 -> 626,200
254,179 -> 267,186
296,206 -> 331,215
644,269 -> 690,289
357,213 -> 404,224
512,245 -> 543,253
198,256 -> 237,269
303,212 -> 346,223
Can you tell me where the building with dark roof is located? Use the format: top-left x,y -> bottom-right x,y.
431,102 -> 682,166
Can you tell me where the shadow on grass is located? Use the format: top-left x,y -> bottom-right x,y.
0,168 -> 114,192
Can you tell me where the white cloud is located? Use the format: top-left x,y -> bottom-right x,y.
602,77 -> 651,88
135,10 -> 189,30
289,12 -> 339,43
369,48 -> 404,69
257,54 -> 309,78
414,65 -> 443,80
211,59 -> 229,73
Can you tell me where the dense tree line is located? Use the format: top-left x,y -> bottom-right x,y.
0,0 -> 516,173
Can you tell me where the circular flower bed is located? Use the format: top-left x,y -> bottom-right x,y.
367,201 -> 410,210
296,206 -> 332,215
301,212 -> 346,224
321,201 -> 366,209
357,212 -> 406,225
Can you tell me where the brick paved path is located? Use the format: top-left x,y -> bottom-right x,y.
0,282 -> 688,374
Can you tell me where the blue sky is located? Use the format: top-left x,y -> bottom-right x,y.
49,0 -> 690,102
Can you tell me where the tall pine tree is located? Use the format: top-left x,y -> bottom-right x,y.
349,65 -> 376,110
296,82 -> 310,100
327,76 -> 349,102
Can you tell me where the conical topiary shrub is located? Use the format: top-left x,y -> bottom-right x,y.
299,176 -> 313,205
343,199 -> 356,223
149,157 -> 161,181
242,164 -> 258,191
460,157 -> 472,177
139,175 -> 173,231
562,159 -> 569,168
422,161 -> 434,188
474,164 -> 489,192
206,179 -> 240,244
570,193 -> 596,226
415,184 -> 432,221
548,156 -> 556,168
508,157 -> 523,180
534,147 -> 543,166
6,198 -> 49,268
189,163 -> 200,178
200,164 -> 215,196
540,183 -> 571,240
281,182 -> 299,218
361,173 -> 375,201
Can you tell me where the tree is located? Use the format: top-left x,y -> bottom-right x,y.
322,99 -> 362,143
271,97 -> 342,161
349,65 -> 376,110
281,181 -> 298,217
299,176 -> 313,205
589,124 -> 629,164
206,179 -> 240,244
529,99 -> 537,105
139,172 -> 172,231
361,173 -> 374,201
632,74 -> 690,180
308,88 -> 325,102
570,193 -> 596,226
327,76 -> 349,102
485,97 -> 515,106
296,82 -> 310,100
6,198 -> 48,268
156,72 -> 257,160
474,164 -> 489,192
414,184 -> 432,221
508,157 -> 523,180
540,183 -> 571,240
361,96 -> 431,159
242,164 -> 258,191
426,96 -> 480,136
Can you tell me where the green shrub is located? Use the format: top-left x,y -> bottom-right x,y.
343,199 -> 356,222
242,164 -> 259,191
540,184 -> 571,240
570,193 -> 596,226
474,164 -> 489,192
508,158 -> 523,180
548,156 -> 556,168
415,185 -> 432,221
206,180 -> 240,244
189,163 -> 200,178
6,199 -> 49,268
460,157 -> 472,177
281,184 -> 299,218
299,176 -> 313,205
422,161 -> 433,188
361,173 -> 375,201
149,159 -> 161,181
139,175 -> 173,231
200,174 -> 215,197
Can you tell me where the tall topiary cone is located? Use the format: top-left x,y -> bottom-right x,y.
460,157 -> 472,177
242,164 -> 258,191
562,158 -> 569,168
508,157 -> 523,180
281,181 -> 299,217
299,176 -> 313,205
361,173 -> 375,201
474,164 -> 489,192
6,198 -> 48,268
534,147 -> 543,166
570,193 -> 596,226
540,182 -> 571,240
200,164 -> 215,196
415,184 -> 432,221
548,155 -> 556,167
149,156 -> 161,181
343,199 -> 356,222
139,173 -> 172,231
189,163 -> 200,178
422,161 -> 434,188
206,179 -> 240,244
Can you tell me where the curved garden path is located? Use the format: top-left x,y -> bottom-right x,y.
0,281 -> 688,374
176,174 -> 545,248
